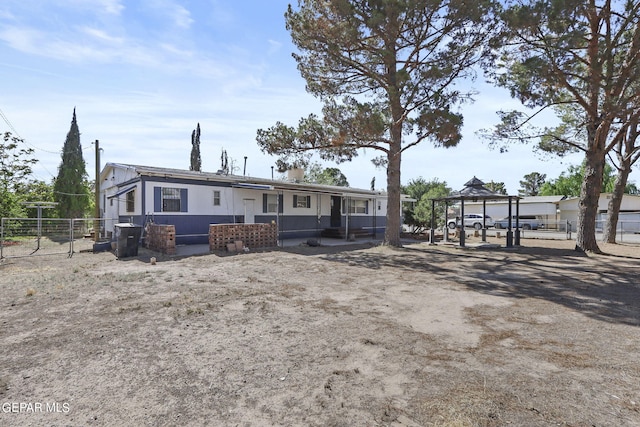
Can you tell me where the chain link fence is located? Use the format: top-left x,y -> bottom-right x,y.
1,218 -> 112,259
485,220 -> 640,244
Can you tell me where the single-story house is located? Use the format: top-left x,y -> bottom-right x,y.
99,163 -> 400,245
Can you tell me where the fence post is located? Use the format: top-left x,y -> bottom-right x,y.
619,221 -> 623,243
1,217 -> 4,259
69,219 -> 74,257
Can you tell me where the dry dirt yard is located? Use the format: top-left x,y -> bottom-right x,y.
0,237 -> 639,427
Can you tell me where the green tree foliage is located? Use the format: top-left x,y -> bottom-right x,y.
304,162 -> 349,186
485,181 -> 507,195
518,172 -> 546,196
484,1 -> 640,252
0,131 -> 37,218
257,0 -> 497,247
190,123 -> 202,172
539,165 -> 583,197
402,178 -> 451,233
539,162 -> 635,197
15,180 -> 56,218
53,109 -> 90,218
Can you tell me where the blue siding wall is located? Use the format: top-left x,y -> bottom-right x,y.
127,213 -> 387,244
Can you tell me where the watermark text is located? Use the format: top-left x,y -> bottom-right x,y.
1,402 -> 70,414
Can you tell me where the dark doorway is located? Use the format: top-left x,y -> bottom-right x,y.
330,196 -> 342,227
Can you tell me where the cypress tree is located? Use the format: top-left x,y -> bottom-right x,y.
53,108 -> 90,218
190,123 -> 202,172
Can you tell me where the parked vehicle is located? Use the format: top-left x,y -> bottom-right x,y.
447,214 -> 494,230
494,215 -> 540,230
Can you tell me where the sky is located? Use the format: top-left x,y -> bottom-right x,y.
0,0 -> 586,195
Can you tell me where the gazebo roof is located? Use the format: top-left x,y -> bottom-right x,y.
434,176 -> 515,201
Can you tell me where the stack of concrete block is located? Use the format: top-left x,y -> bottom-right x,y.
146,224 -> 176,255
209,223 -> 277,252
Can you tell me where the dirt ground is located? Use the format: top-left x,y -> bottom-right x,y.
0,236 -> 639,427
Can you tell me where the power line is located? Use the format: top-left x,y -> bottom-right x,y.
53,190 -> 91,197
1,105 -> 94,155
0,107 -> 21,137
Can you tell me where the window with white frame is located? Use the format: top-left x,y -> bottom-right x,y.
213,190 -> 221,206
154,186 -> 187,213
264,194 -> 278,213
126,190 -> 135,213
348,199 -> 368,214
162,188 -> 182,212
293,194 -> 311,208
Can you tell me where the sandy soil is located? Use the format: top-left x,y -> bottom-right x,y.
0,237 -> 639,426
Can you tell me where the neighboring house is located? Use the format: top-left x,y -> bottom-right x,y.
462,193 -> 640,231
558,193 -> 640,232
99,163 -> 395,244
463,196 -> 566,228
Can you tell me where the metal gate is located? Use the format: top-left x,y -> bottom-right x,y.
0,217 -> 108,259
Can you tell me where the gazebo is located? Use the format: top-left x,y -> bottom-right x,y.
431,177 -> 521,247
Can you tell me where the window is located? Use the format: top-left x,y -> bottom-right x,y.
348,199 -> 368,214
213,190 -> 221,206
162,188 -> 181,212
154,187 -> 188,213
293,194 -> 311,208
263,193 -> 283,213
126,190 -> 135,213
264,194 -> 278,213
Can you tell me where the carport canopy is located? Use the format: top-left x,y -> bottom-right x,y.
431,177 -> 520,247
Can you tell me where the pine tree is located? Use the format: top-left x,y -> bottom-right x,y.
53,108 -> 90,218
257,0 -> 497,247
190,123 -> 202,172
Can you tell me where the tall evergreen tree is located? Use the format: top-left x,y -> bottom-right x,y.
190,123 -> 202,172
53,108 -> 90,218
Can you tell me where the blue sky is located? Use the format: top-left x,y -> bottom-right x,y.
0,0 -> 585,194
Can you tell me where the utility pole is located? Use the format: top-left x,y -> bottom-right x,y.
94,139 -> 100,242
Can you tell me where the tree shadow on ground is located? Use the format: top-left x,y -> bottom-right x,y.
318,244 -> 640,327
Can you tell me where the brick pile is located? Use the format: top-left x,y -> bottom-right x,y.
209,223 -> 277,252
145,224 -> 176,255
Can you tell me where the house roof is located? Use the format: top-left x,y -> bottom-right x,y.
102,162 -> 394,199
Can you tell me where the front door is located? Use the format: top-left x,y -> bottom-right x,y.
330,196 -> 342,227
243,199 -> 255,224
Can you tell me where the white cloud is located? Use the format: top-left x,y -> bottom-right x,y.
145,0 -> 194,29
65,0 -> 125,16
0,9 -> 16,20
267,39 -> 282,55
95,0 -> 125,15
173,4 -> 194,29
0,26 -> 40,54
79,26 -> 125,45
